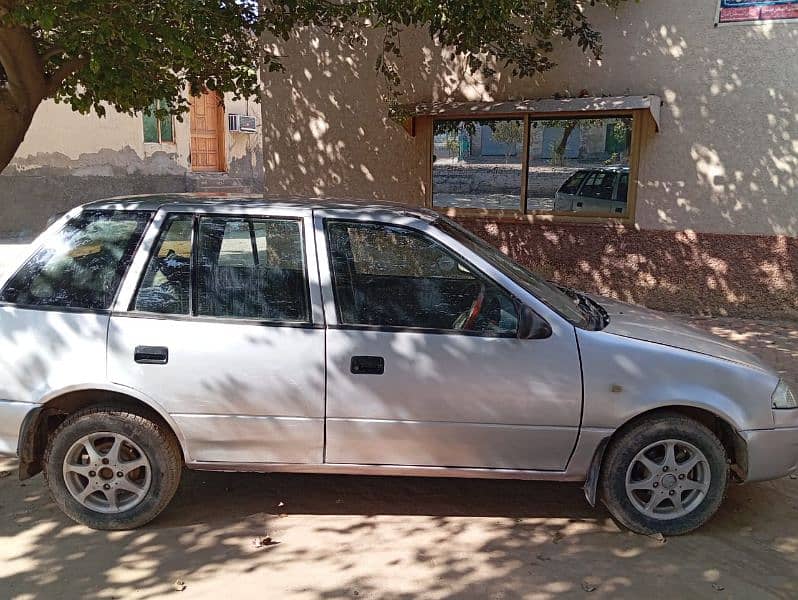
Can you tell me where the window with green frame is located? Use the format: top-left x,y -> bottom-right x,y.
142,100 -> 175,143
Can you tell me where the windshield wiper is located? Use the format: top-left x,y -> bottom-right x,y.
553,284 -> 609,330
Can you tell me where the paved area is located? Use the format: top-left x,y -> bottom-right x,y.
1,316 -> 797,599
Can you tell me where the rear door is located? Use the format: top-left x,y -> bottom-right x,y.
316,210 -> 583,471
109,207 -> 326,465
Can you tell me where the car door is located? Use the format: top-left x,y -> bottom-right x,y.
108,207 -> 326,465
316,210 -> 583,471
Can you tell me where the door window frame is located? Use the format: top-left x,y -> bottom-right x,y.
319,217 -> 529,338
113,207 -> 324,328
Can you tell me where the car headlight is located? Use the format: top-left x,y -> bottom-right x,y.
772,380 -> 797,409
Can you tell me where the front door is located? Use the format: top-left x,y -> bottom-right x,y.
190,92 -> 225,172
317,214 -> 583,471
109,210 -> 326,465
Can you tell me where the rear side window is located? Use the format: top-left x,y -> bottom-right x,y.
559,171 -> 587,195
196,217 -> 309,322
581,171 -> 616,200
133,215 -> 193,314
1,210 -> 151,310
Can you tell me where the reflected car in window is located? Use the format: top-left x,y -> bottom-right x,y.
554,166 -> 629,215
0,195 -> 795,536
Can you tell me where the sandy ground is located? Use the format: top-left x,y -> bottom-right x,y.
1,316 -> 797,599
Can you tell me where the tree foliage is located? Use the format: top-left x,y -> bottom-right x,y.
0,0 -> 262,169
1,0 -> 632,172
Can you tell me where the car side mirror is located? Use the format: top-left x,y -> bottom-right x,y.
517,304 -> 552,340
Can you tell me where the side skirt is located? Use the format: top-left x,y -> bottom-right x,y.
185,461 -> 585,482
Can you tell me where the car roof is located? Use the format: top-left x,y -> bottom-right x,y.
82,193 -> 440,220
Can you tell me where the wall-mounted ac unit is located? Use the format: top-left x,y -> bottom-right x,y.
228,114 -> 258,134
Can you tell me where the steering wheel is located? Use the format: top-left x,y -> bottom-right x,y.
455,284 -> 486,330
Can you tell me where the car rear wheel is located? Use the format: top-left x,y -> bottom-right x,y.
43,405 -> 182,530
600,413 -> 728,535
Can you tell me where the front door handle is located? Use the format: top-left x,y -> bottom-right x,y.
135,346 -> 169,365
351,355 -> 384,375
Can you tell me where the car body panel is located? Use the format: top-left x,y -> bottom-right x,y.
313,209 -> 583,470
576,327 -> 778,431
597,297 -> 768,371
107,316 -> 326,463
0,307 -> 109,405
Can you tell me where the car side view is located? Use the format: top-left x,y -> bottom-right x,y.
0,195 -> 795,534
554,166 -> 629,214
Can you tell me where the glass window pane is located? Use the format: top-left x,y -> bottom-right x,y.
326,221 -> 518,335
197,217 -> 309,322
1,210 -> 151,310
217,220 -> 255,267
528,116 -> 632,216
159,115 -> 174,142
143,103 -> 159,143
432,118 -> 523,210
133,215 -> 192,314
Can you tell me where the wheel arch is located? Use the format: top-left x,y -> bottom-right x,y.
583,404 -> 746,506
19,384 -> 188,480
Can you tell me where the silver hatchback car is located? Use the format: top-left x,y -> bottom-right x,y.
0,195 -> 796,534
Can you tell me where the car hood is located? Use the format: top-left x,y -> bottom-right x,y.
593,297 -> 769,372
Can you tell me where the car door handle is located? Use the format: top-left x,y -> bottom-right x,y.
350,355 -> 384,375
134,346 -> 169,365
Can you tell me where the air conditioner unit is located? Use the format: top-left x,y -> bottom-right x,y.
228,114 -> 258,134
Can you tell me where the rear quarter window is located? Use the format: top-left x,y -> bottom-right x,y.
1,210 -> 151,310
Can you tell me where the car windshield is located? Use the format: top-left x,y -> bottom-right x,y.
433,216 -> 592,328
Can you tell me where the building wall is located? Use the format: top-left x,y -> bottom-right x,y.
1,95 -> 264,239
261,1 -> 797,318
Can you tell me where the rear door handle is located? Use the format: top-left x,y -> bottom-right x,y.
135,346 -> 169,365
350,355 -> 384,375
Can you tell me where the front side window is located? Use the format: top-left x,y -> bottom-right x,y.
1,210 -> 151,310
196,216 -> 309,322
326,221 -> 518,335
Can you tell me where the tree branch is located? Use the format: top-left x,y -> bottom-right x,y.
45,56 -> 88,96
40,46 -> 65,63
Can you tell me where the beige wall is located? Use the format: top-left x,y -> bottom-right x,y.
261,1 -> 797,237
7,95 -> 262,178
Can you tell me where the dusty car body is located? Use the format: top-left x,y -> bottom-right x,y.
0,194 -> 795,533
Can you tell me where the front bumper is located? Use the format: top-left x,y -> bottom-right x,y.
0,400 -> 37,457
740,412 -> 798,482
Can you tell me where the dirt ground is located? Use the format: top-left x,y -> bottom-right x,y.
1,316 -> 797,599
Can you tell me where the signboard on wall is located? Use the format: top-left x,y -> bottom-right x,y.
716,0 -> 798,24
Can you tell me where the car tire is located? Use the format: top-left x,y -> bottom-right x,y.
43,405 -> 182,530
599,413 -> 728,536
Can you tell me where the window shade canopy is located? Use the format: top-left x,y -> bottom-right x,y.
407,95 -> 662,132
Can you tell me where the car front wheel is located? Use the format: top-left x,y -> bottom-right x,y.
43,405 -> 182,530
600,413 -> 729,536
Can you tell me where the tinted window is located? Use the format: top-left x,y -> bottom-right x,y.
581,171 -> 616,200
197,217 -> 309,322
1,210 -> 150,310
326,221 -> 518,335
133,215 -> 192,314
559,171 -> 588,195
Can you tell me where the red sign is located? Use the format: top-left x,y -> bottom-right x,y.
718,0 -> 798,23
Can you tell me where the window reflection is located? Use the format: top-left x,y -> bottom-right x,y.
432,119 -> 523,210
527,117 -> 632,216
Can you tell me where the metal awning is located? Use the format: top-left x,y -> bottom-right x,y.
406,95 -> 662,131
